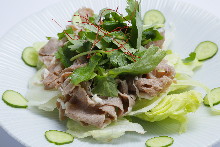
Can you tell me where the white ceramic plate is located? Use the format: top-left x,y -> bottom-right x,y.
1,0 -> 220,146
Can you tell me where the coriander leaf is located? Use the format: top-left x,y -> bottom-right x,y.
71,54 -> 102,85
111,12 -> 126,22
57,27 -> 74,40
182,52 -> 196,63
107,49 -> 128,67
95,66 -> 106,76
92,76 -> 118,97
110,31 -> 127,40
85,32 -> 110,49
98,58 -> 109,66
102,21 -> 126,32
68,40 -> 85,51
79,23 -> 111,43
95,8 -> 115,24
108,46 -> 166,77
112,39 -> 136,54
55,42 -> 75,67
126,0 -> 142,49
69,41 -> 92,53
142,28 -> 164,41
135,6 -> 143,50
46,37 -> 52,40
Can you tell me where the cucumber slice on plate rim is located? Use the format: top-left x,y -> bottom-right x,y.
146,136 -> 174,147
204,87 -> 220,106
45,130 -> 74,145
2,90 -> 28,108
195,41 -> 218,61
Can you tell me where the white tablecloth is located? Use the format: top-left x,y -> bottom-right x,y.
0,0 -> 219,146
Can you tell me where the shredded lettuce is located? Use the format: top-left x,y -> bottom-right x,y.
135,90 -> 202,132
166,52 -> 202,77
26,68 -> 60,111
173,80 -> 220,114
165,52 -> 203,93
67,118 -> 145,142
129,91 -> 169,115
33,42 -> 47,52
38,96 -> 58,111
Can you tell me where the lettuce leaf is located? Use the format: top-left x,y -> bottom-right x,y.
166,52 -> 203,93
129,91 -> 169,115
26,68 -> 60,111
38,96 -> 58,111
67,118 -> 145,142
165,52 -> 202,77
135,90 -> 202,132
33,42 -> 47,52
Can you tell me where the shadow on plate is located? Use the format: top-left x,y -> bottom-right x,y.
75,117 -> 181,145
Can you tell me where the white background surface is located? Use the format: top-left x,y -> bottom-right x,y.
0,0 -> 220,146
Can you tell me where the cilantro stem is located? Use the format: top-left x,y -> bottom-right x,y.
70,50 -> 108,61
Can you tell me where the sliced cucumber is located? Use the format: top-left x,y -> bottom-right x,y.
144,10 -> 165,26
204,87 -> 220,106
22,47 -> 38,67
2,90 -> 28,108
195,41 -> 218,61
45,130 -> 74,145
146,136 -> 174,147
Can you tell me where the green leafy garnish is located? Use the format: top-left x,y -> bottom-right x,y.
53,0 -> 166,98
108,46 -> 166,77
55,42 -> 75,67
182,52 -> 196,63
126,0 -> 142,49
57,27 -> 74,40
142,28 -> 164,45
92,76 -> 118,97
71,54 -> 102,85
107,49 -> 129,67
69,41 -> 91,53
46,37 -> 52,40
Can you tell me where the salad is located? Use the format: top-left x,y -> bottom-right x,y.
2,0 -> 220,146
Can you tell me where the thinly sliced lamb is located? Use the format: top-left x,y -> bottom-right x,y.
39,38 -> 65,56
80,81 -> 92,96
103,97 -> 124,117
42,73 -> 59,90
56,100 -> 66,121
68,86 -> 95,106
61,79 -> 75,97
149,60 -> 175,79
65,102 -> 107,128
99,105 -> 117,121
119,93 -> 136,113
117,79 -> 129,94
135,76 -> 172,97
39,56 -> 55,67
126,60 -> 175,98
78,7 -> 94,22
